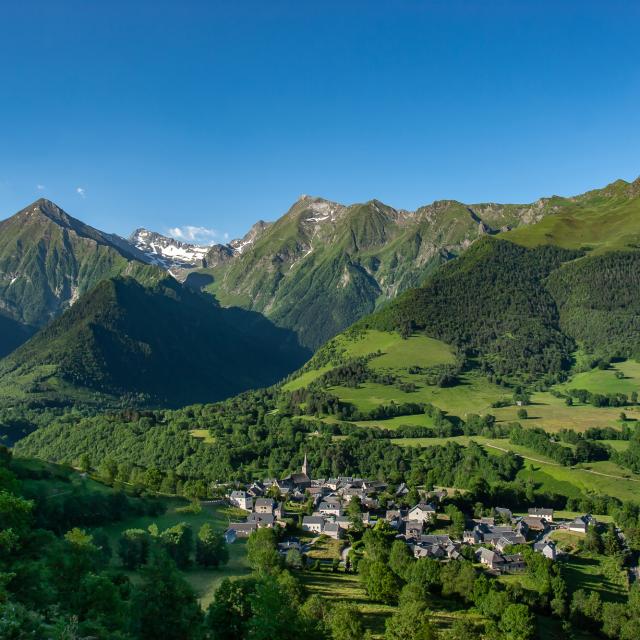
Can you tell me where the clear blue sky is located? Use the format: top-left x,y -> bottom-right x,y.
1,1 -> 639,243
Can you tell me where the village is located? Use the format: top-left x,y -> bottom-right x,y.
225,456 -> 597,575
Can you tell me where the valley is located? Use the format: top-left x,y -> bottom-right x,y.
2,177 -> 640,640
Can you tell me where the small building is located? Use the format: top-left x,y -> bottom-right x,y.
568,515 -> 592,534
254,498 -> 276,514
302,515 -> 324,534
229,491 -> 253,511
404,520 -> 424,539
318,501 -> 343,517
476,548 -> 504,571
408,503 -> 436,524
247,513 -> 275,528
323,522 -> 342,540
502,553 -> 526,573
534,541 -> 557,561
464,529 -> 482,545
229,522 -> 258,538
528,508 -> 554,522
521,516 -> 547,532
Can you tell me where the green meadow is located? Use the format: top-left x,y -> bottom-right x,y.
100,498 -> 250,608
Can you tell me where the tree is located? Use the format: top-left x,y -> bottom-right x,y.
448,618 -> 481,639
389,540 -> 413,581
408,558 -> 441,598
196,523 -> 229,568
246,575 -> 307,640
247,527 -> 279,575
359,559 -> 401,604
516,408 -> 528,420
118,529 -> 150,569
346,496 -> 364,533
159,522 -> 193,569
205,577 -> 257,640
584,527 -> 603,554
445,505 -> 466,540
440,561 -> 476,602
131,549 -> 204,640
327,602 -> 364,640
499,604 -> 535,640
384,601 -> 437,640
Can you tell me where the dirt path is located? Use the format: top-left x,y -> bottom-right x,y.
482,443 -> 562,467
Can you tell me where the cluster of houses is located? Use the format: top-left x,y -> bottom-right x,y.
224,457 -> 594,575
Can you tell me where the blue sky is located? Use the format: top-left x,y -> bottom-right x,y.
1,1 -> 639,243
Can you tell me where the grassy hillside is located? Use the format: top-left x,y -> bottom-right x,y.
203,195 -> 550,349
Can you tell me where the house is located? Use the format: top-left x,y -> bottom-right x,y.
476,548 -> 504,571
404,520 -> 424,539
495,535 -> 526,553
247,482 -> 265,498
247,513 -> 275,528
318,501 -> 343,517
464,529 -> 482,545
521,516 -> 547,532
302,516 -> 324,534
335,516 -> 352,531
396,482 -> 409,497
229,522 -> 258,538
534,541 -> 557,561
408,503 -> 436,523
274,502 -> 285,521
230,491 -> 253,511
528,508 -> 554,522
254,498 -> 276,514
323,522 -> 342,540
278,540 -> 302,555
502,553 -> 526,573
568,515 -> 593,534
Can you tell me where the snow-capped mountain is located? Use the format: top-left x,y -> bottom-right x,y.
129,228 -> 211,269
130,221 -> 271,271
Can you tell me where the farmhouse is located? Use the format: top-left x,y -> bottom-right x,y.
302,515 -> 324,534
229,490 -> 253,511
528,508 -> 554,522
408,503 -> 436,523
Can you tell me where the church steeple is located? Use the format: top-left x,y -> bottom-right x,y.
302,453 -> 309,477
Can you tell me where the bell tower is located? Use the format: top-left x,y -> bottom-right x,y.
302,453 -> 309,477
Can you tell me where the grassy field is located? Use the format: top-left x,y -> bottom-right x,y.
100,498 -> 250,608
301,569 -> 484,639
559,360 -> 640,395
284,331 -> 456,393
493,390 -> 638,432
559,552 -> 628,603
391,436 -> 640,503
331,371 -> 505,417
189,428 -> 216,444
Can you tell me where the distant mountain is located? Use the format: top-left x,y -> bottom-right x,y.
357,177 -> 640,380
0,275 -> 310,408
198,195 -> 550,348
130,221 -> 271,271
0,199 -> 158,356
129,228 -> 211,269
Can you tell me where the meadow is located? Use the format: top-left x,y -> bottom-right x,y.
100,498 -> 250,608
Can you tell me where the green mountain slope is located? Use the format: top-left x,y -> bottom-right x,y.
0,199 -> 156,355
203,195 -> 550,349
283,177 -> 640,393
0,276 -> 310,408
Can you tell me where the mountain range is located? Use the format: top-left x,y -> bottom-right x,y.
0,176 -> 639,408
